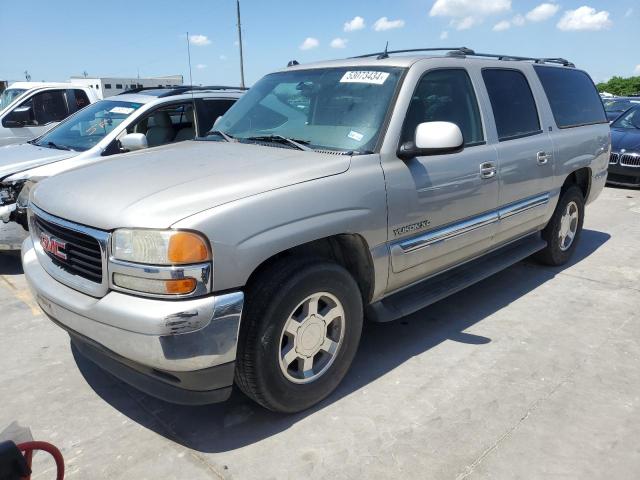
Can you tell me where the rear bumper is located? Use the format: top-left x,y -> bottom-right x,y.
22,236 -> 244,405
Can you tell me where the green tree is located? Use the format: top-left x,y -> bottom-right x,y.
596,76 -> 640,96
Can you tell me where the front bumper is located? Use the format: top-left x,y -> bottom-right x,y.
22,237 -> 244,405
0,203 -> 16,223
607,163 -> 640,187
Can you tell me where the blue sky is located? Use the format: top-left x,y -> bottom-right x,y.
1,0 -> 637,86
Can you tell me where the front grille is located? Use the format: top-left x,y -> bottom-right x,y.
609,153 -> 619,165
620,154 -> 640,168
34,215 -> 103,283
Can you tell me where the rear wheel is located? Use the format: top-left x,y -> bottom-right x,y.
235,258 -> 363,412
535,185 -> 584,266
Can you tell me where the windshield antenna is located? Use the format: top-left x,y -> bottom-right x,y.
186,31 -> 197,136
377,41 -> 389,60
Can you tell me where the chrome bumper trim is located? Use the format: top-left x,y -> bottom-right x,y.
22,237 -> 244,371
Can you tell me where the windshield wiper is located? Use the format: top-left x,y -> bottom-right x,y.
242,135 -> 313,151
207,130 -> 236,142
39,141 -> 72,151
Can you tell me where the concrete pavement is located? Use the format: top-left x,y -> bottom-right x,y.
0,186 -> 639,479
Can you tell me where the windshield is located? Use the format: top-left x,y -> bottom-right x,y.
33,100 -> 143,151
611,106 -> 640,130
208,67 -> 404,153
0,88 -> 27,111
603,99 -> 632,112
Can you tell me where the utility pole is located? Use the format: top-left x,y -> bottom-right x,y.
236,0 -> 245,88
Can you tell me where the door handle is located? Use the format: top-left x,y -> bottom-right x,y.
480,162 -> 497,179
537,152 -> 552,165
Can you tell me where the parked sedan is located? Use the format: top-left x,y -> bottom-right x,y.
0,86 -> 243,230
603,97 -> 640,122
608,105 -> 640,187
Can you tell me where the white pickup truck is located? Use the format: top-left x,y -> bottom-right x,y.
0,82 -> 99,146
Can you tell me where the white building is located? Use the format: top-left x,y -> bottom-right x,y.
69,75 -> 183,98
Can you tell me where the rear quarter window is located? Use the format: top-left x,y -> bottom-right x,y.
534,66 -> 607,129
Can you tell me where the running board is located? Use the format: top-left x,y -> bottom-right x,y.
367,234 -> 547,323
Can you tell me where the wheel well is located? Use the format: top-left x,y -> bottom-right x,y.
245,235 -> 375,303
562,167 -> 591,199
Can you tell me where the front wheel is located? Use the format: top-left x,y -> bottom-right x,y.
235,259 -> 363,412
535,185 -> 585,266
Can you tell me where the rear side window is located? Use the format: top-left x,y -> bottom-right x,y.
534,66 -> 607,128
482,69 -> 541,141
195,98 -> 237,136
73,89 -> 90,110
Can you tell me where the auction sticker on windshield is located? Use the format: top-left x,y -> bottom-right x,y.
340,71 -> 390,85
110,106 -> 135,115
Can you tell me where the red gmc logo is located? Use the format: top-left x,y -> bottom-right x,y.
40,233 -> 67,260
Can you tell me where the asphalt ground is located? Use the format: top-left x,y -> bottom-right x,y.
0,185 -> 639,479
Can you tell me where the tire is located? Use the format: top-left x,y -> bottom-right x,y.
235,258 -> 363,413
535,185 -> 585,266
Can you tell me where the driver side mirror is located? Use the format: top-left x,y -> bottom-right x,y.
3,106 -> 32,128
120,133 -> 148,152
398,121 -> 464,160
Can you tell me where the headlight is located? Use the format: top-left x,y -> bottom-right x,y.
110,229 -> 212,297
112,229 -> 211,265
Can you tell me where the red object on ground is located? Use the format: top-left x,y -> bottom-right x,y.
16,441 -> 64,480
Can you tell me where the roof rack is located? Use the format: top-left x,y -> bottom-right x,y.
351,47 -> 575,67
118,85 -> 248,97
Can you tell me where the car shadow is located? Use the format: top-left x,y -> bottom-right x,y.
73,229 -> 610,453
0,252 -> 23,275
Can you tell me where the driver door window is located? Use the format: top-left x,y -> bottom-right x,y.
400,69 -> 484,146
29,90 -> 69,125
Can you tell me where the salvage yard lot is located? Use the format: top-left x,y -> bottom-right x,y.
1,186 -> 639,479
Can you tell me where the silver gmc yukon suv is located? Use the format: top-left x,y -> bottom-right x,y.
22,48 -> 610,412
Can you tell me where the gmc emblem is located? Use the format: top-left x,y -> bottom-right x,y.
40,233 -> 67,260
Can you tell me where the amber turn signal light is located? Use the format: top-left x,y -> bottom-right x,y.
168,232 -> 210,264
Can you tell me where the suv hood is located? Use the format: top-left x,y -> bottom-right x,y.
611,128 -> 640,153
33,140 -> 351,230
0,143 -> 76,180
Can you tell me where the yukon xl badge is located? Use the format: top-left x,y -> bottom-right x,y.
393,220 -> 431,237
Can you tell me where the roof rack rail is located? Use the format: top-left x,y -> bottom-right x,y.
352,47 -> 474,59
118,85 -> 248,97
351,47 -> 575,67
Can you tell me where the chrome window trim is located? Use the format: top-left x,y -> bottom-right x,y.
109,258 -> 212,299
29,203 -> 110,298
395,193 -> 549,254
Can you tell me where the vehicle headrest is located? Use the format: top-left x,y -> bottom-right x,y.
153,111 -> 172,128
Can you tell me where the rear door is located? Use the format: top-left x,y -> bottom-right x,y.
481,68 -> 555,244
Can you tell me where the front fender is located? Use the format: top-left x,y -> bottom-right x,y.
172,154 -> 389,295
